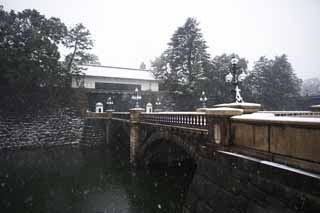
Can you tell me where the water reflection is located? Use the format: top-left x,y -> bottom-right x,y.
0,146 -> 193,213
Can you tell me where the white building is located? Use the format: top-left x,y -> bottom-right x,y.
72,65 -> 159,91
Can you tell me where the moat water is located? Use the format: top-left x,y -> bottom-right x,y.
0,146 -> 194,213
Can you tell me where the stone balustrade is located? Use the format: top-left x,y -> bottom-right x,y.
141,112 -> 207,129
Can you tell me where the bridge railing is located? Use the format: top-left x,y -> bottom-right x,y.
112,112 -> 130,121
231,112 -> 320,173
140,112 -> 207,129
258,111 -> 320,117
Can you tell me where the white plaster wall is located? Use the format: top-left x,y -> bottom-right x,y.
71,78 -> 77,88
72,76 -> 159,91
150,81 -> 159,91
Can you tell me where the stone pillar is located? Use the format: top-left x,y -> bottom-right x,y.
214,102 -> 261,114
129,108 -> 144,165
105,110 -> 113,145
195,107 -> 208,112
311,104 -> 320,112
206,107 -> 243,146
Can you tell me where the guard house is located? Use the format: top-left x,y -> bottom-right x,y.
146,102 -> 153,113
71,65 -> 159,92
95,102 -> 103,113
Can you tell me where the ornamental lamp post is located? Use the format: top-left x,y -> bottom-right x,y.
155,97 -> 162,107
225,58 -> 247,103
106,96 -> 114,111
155,97 -> 162,112
131,87 -> 142,108
199,91 -> 208,108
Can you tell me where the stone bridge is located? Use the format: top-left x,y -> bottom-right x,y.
84,107 -> 320,213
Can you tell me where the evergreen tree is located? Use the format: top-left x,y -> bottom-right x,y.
139,62 -> 146,70
63,23 -> 99,76
0,6 -> 100,88
152,18 -> 210,95
250,55 -> 301,110
301,78 -> 320,96
0,7 -> 67,87
151,50 -> 178,91
203,54 -> 249,104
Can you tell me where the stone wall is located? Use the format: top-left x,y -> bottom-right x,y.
0,87 -> 87,150
184,150 -> 320,213
80,118 -> 106,147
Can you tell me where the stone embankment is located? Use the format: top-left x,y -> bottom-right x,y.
0,88 -> 87,150
0,108 -> 83,150
80,118 -> 106,147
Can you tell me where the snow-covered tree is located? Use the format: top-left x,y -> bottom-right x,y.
250,55 -> 301,110
301,78 -> 320,96
203,54 -> 249,104
152,18 -> 210,95
139,62 -> 146,70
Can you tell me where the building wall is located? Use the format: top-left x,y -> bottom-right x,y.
72,76 -> 159,91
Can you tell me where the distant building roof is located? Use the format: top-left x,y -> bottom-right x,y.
80,65 -> 157,81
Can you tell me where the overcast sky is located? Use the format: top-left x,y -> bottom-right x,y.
2,0 -> 320,79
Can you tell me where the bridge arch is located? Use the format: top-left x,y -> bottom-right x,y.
137,130 -> 199,167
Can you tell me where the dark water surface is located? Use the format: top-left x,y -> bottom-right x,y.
0,146 -> 193,213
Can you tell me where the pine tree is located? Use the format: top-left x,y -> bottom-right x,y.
152,18 -> 210,95
64,23 -> 99,75
139,62 -> 146,70
250,55 -> 301,110
201,54 -> 249,104
0,7 -> 67,87
302,78 -> 320,96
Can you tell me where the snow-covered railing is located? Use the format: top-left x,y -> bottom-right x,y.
232,112 -> 320,126
259,111 -> 320,117
140,112 -> 207,129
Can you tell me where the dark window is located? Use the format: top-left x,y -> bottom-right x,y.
95,82 -> 141,91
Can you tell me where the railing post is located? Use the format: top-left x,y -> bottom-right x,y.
206,107 -> 243,146
105,110 -> 113,145
129,108 -> 144,165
